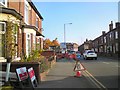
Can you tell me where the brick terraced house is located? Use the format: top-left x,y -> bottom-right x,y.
78,21 -> 120,58
0,0 -> 44,62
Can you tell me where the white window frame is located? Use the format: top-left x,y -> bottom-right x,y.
36,14 -> 39,28
0,22 -> 6,57
24,0 -> 29,24
0,0 -> 7,7
36,18 -> 39,28
26,33 -> 31,57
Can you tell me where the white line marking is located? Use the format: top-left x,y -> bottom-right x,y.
103,62 -> 109,64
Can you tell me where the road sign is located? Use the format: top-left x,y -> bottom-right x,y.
74,61 -> 86,71
16,67 -> 28,81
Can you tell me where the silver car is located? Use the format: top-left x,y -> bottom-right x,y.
83,50 -> 97,60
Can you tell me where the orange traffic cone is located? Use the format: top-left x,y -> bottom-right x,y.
76,71 -> 82,77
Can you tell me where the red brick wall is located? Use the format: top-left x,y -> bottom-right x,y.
8,0 -> 24,17
41,51 -> 55,57
22,33 -> 26,55
17,28 -> 22,57
31,9 -> 37,26
8,1 -> 20,13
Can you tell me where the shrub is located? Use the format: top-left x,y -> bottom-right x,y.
19,50 -> 51,73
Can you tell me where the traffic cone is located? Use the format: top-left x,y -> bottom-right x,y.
76,71 -> 82,77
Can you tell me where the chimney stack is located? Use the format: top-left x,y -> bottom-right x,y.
102,31 -> 106,35
109,21 -> 113,31
115,22 -> 120,28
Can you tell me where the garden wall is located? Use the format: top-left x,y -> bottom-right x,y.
1,62 -> 41,84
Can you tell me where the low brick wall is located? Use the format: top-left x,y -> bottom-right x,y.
40,59 -> 56,81
1,62 -> 41,84
1,58 -> 56,84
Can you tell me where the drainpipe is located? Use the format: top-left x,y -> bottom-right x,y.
5,57 -> 12,84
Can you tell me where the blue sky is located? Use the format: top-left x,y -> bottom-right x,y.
33,1 -> 118,45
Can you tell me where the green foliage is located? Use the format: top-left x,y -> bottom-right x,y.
0,86 -> 13,90
5,17 -> 19,61
40,59 -> 51,73
19,50 -> 51,73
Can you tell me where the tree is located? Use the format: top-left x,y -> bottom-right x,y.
51,38 -> 60,47
43,39 -> 52,50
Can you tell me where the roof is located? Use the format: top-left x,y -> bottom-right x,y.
27,0 -> 43,20
0,7 -> 23,20
24,25 -> 44,37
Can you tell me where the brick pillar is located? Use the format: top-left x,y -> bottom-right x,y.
22,33 -> 26,55
17,28 -> 22,57
31,33 -> 33,51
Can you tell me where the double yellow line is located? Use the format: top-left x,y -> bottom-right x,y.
83,69 -> 107,90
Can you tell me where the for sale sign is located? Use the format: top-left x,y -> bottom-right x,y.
28,67 -> 36,82
16,67 -> 28,81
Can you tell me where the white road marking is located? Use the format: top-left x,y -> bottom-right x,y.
103,62 -> 109,64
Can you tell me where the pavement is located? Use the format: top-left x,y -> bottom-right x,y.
35,58 -> 98,88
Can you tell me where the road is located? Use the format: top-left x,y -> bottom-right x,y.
36,56 -> 118,89
80,56 -> 118,89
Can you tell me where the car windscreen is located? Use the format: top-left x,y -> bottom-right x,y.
87,51 -> 95,53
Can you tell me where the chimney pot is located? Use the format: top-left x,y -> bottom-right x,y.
109,21 -> 113,31
102,31 -> 106,35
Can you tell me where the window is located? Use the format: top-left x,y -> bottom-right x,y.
115,31 -> 118,39
26,33 -> 31,57
0,22 -> 6,57
104,36 -> 106,43
0,0 -> 7,7
36,18 -> 39,28
33,34 -> 36,50
101,37 -> 103,44
24,0 -> 29,24
115,43 -> 118,52
104,45 -> 107,52
109,33 -> 112,40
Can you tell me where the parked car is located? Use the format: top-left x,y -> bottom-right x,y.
68,50 -> 76,59
83,50 -> 97,60
76,51 -> 81,59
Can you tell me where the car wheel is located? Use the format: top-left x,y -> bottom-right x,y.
85,56 -> 87,60
95,57 -> 97,60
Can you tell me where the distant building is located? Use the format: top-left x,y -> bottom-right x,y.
78,21 -> 120,58
78,39 -> 93,54
60,42 -> 79,52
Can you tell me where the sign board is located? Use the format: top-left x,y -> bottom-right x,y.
28,67 -> 36,82
16,67 -> 28,81
28,67 -> 38,87
74,62 -> 86,71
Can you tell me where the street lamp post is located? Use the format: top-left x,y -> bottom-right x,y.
64,23 -> 72,53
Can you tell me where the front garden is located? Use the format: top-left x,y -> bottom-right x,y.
1,50 -> 56,90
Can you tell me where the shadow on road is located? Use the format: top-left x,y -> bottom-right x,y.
36,76 -> 96,88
